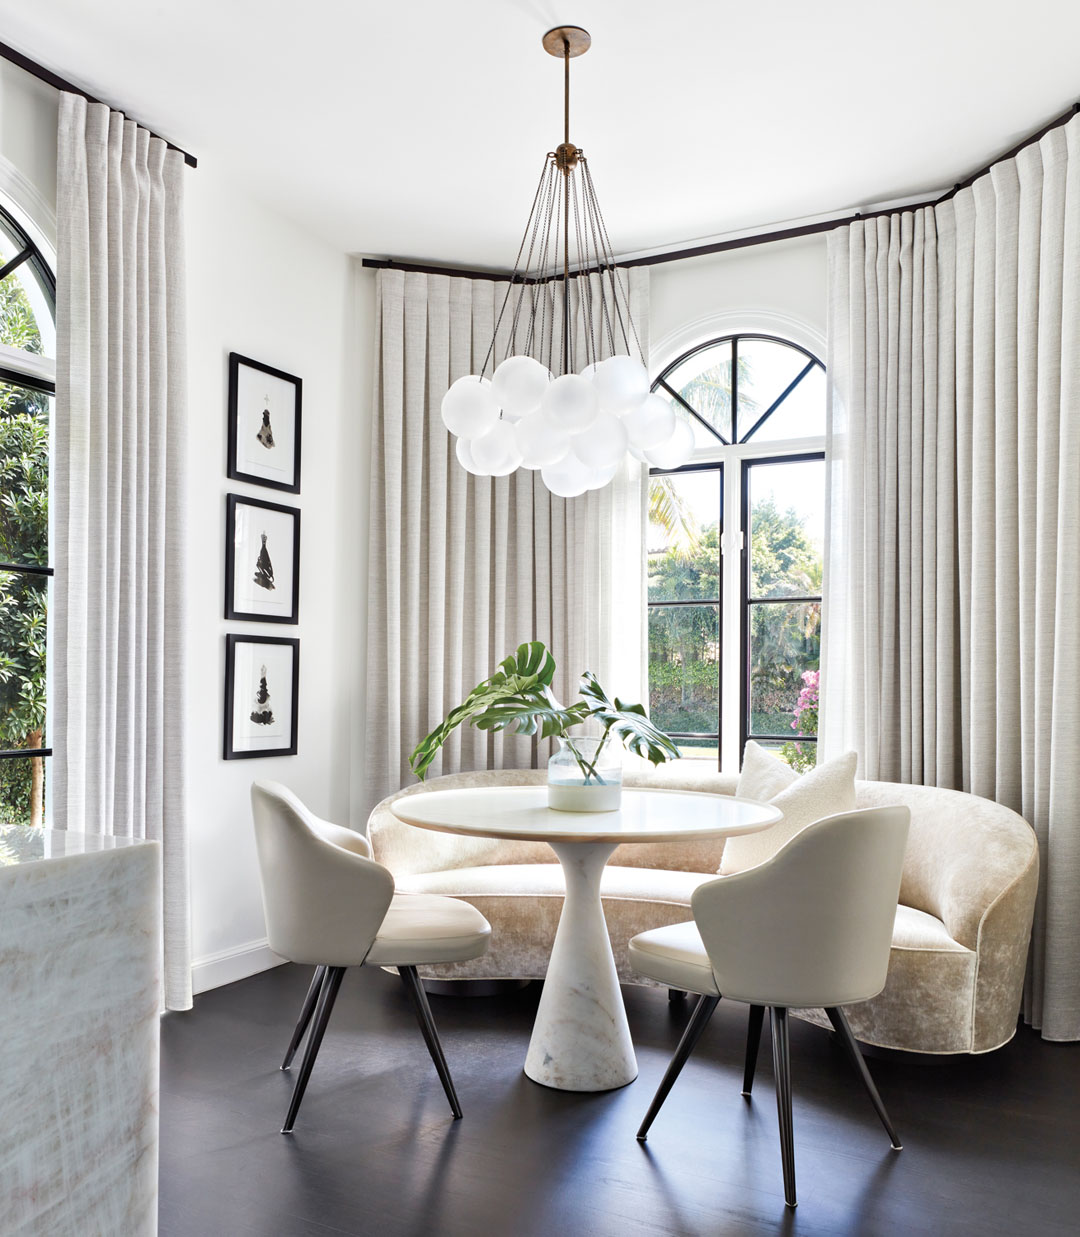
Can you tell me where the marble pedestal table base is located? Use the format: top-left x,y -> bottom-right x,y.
389,785 -> 781,1094
524,841 -> 636,1090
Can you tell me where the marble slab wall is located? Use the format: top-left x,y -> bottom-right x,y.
0,828 -> 161,1236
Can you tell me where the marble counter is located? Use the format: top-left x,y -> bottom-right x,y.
0,826 -> 161,1235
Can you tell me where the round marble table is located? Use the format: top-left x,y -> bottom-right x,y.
389,785 -> 781,1092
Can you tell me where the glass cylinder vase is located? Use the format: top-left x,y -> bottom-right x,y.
547,736 -> 623,812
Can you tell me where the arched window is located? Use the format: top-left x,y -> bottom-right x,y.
647,334 -> 824,773
0,195 -> 55,827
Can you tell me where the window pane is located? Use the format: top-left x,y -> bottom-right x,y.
0,385 -> 50,568
648,470 -> 721,601
0,756 -> 47,827
671,738 -> 720,762
0,226 -> 53,360
748,601 -> 820,737
748,364 -> 825,442
751,737 -> 818,772
736,338 -> 810,440
748,459 -> 824,599
648,604 -> 719,735
662,341 -> 732,440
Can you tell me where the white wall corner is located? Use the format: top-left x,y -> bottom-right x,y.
191,938 -> 286,995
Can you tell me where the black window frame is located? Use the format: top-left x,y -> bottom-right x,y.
648,332 -> 825,771
739,450 -> 825,759
0,199 -> 56,763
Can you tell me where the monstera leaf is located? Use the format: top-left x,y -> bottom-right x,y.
410,642 -> 575,779
578,671 -> 682,767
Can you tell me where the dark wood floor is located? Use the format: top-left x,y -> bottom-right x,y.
160,964 -> 1079,1236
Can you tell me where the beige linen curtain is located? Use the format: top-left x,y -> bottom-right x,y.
363,266 -> 649,811
53,94 -> 192,1010
821,115 -> 1080,1040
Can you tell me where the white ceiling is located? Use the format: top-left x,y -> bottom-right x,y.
2,1 -> 1079,268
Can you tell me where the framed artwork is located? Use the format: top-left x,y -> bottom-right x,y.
227,352 -> 302,493
225,493 -> 300,624
223,634 -> 299,760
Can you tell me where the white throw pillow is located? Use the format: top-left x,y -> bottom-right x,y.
719,741 -> 858,874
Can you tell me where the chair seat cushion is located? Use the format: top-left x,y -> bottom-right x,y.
364,893 -> 491,967
394,865 -> 717,983
892,904 -> 971,953
627,920 -> 718,996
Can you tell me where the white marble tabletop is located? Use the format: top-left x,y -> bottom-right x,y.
0,824 -> 149,867
391,785 -> 782,842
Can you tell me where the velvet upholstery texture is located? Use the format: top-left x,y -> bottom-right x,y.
367,767 -> 1038,1053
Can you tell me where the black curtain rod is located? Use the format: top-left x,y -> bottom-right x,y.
0,39 -> 197,168
363,98 -> 1080,282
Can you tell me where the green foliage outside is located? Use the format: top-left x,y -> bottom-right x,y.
0,272 -> 49,826
648,489 -> 821,769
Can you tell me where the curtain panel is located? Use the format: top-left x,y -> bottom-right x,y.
363,266 -> 649,812
54,94 -> 192,1010
822,115 -> 1080,1040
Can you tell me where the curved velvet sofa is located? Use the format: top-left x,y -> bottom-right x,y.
367,765 -> 1038,1054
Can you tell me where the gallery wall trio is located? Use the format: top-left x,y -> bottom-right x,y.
222,352 -> 302,760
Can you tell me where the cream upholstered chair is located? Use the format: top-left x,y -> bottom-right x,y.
629,806 -> 911,1209
250,782 -> 491,1132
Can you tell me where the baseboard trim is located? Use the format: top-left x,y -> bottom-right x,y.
192,938 -> 285,995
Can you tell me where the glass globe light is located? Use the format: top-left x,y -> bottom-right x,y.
626,441 -> 649,464
623,392 -> 676,450
541,450 -> 594,498
540,373 -> 599,434
455,436 -> 490,476
471,418 -> 523,475
644,416 -> 695,469
441,375 -> 500,438
592,355 -> 650,416
491,355 -> 551,420
578,360 -> 600,381
573,410 -> 629,469
585,460 -> 619,490
514,411 -> 571,469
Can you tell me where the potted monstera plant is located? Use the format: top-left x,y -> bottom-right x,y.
410,641 -> 681,812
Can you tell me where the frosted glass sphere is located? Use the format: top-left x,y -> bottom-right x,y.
441,375 -> 499,438
514,411 -> 571,469
573,410 -> 629,469
491,355 -> 550,420
592,355 -> 650,416
623,392 -> 677,450
578,361 -> 600,381
644,416 -> 695,468
540,373 -> 599,434
471,419 -> 523,475
586,461 -> 619,490
455,436 -> 490,476
626,441 -> 649,464
541,450 -> 594,498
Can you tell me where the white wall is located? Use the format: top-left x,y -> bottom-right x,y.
0,59 -> 58,242
184,167 -> 375,991
648,234 -> 828,372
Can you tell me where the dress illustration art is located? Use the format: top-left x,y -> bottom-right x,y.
253,532 -> 275,591
250,666 -> 275,726
257,396 -> 275,449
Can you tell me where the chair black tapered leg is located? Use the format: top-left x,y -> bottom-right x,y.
637,993 -> 720,1141
825,1006 -> 903,1149
281,966 -> 345,1134
399,965 -> 463,1119
742,1004 -> 767,1096
281,965 -> 327,1070
770,1006 -> 797,1208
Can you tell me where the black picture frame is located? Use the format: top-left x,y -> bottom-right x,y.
227,352 -> 302,493
223,634 -> 300,760
224,493 -> 300,624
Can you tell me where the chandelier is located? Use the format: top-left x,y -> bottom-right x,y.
440,26 -> 695,497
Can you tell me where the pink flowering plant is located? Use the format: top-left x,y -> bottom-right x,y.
780,669 -> 819,773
